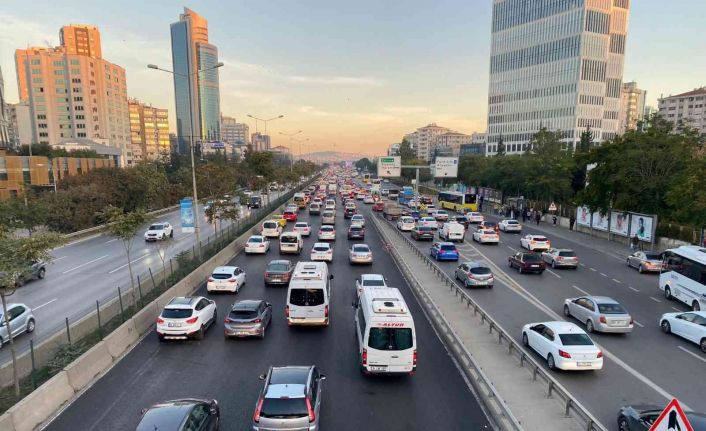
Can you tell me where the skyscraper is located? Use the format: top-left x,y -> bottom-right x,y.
170,7 -> 222,154
486,0 -> 630,155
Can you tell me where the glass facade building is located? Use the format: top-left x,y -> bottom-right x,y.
170,20 -> 194,155
197,44 -> 221,143
486,0 -> 630,155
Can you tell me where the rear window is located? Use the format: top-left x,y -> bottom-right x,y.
353,246 -> 370,252
263,222 -> 277,228
267,263 -> 290,272
313,245 -> 329,251
229,309 -> 258,319
483,230 -> 496,235
418,227 -> 432,232
558,251 -> 576,257
320,226 -> 334,231
280,235 -> 298,243
212,272 -> 233,280
440,245 -> 456,251
523,254 -> 542,261
161,308 -> 193,319
249,237 -> 263,243
289,288 -> 325,306
484,222 -> 497,226
368,328 -> 414,351
645,252 -> 662,260
295,223 -> 308,228
559,334 -> 594,346
534,237 -> 548,241
506,220 -> 518,224
350,226 -> 363,231
260,398 -> 307,419
470,267 -> 492,275
323,212 -> 334,217
597,303 -> 627,314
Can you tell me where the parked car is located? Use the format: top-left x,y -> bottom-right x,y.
206,266 -> 246,293
472,228 -> 499,244
542,248 -> 579,269
498,219 -> 522,233
136,398 -> 220,431
626,251 -> 664,273
348,225 -> 365,240
0,303 -> 35,346
156,296 -> 217,341
293,222 -> 312,237
245,235 -> 271,254
430,242 -> 459,261
563,296 -> 634,334
411,226 -> 435,241
144,222 -> 174,241
454,261 -> 494,288
264,260 -> 294,286
508,252 -> 545,274
318,225 -> 336,241
310,242 -> 334,262
660,311 -> 706,353
224,300 -> 272,339
617,405 -> 706,431
349,244 -> 373,264
522,321 -> 603,371
279,232 -> 304,255
520,234 -> 551,251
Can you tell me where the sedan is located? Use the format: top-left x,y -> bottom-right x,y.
397,216 -> 416,231
564,296 -> 634,334
283,210 -> 298,222
224,300 -> 272,339
293,222 -> 311,237
455,261 -> 494,288
264,260 -> 294,286
508,252 -> 545,274
465,212 -> 484,224
344,207 -> 357,219
355,274 -> 387,297
434,210 -> 449,222
498,219 -> 522,233
522,321 -> 603,371
348,225 -> 365,240
318,225 -> 336,241
364,195 -> 375,204
617,405 -> 706,431
450,215 -> 469,229
626,251 -> 664,273
430,242 -> 460,261
0,303 -> 35,345
542,248 -> 579,269
660,311 -> 706,353
478,221 -> 499,233
520,234 -> 551,251
136,398 -> 220,431
472,228 -> 499,244
372,201 -> 384,212
311,242 -> 334,262
245,235 -> 270,254
417,217 -> 438,229
349,244 -> 373,264
350,214 -> 365,227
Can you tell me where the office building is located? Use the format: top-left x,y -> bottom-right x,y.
387,143 -> 400,156
170,7 -> 222,154
270,145 -> 292,165
435,131 -> 472,157
657,87 -> 706,135
6,102 -> 33,147
221,116 -> 249,146
14,25 -> 131,162
618,81 -> 646,134
403,132 -> 418,151
412,123 -> 450,161
128,99 -> 170,161
486,0 -> 630,155
251,132 -> 271,151
0,66 -> 11,149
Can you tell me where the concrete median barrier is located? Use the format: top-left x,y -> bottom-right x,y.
132,302 -> 158,335
104,320 -> 138,359
64,342 -> 112,391
7,370 -> 74,431
0,412 -> 16,431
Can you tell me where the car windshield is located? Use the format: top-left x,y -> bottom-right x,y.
559,333 -> 594,346
260,398 -> 308,419
149,224 -> 164,230
161,308 -> 193,319
523,254 -> 542,261
441,245 -> 456,251
267,263 -> 289,272
363,278 -> 385,286
289,288 -> 325,306
229,308 -> 259,320
558,251 -> 576,257
470,267 -> 492,275
280,235 -> 298,243
249,237 -> 263,243
597,303 -> 628,314
368,328 -> 414,351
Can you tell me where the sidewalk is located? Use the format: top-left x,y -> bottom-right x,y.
373,215 -> 597,431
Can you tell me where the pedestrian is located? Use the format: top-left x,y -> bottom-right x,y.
522,209 -> 527,223
552,215 -> 557,225
630,234 -> 639,251
569,215 -> 576,231
535,212 -> 541,225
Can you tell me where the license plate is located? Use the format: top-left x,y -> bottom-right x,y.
168,323 -> 182,327
237,331 -> 249,336
369,366 -> 387,371
577,362 -> 592,367
531,265 -> 539,268
613,320 -> 626,326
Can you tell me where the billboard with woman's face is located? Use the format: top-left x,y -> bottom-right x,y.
610,211 -> 629,236
591,212 -> 609,231
629,214 -> 653,242
577,206 -> 591,227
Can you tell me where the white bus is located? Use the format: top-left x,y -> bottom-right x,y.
286,262 -> 334,326
660,246 -> 706,311
355,287 -> 417,375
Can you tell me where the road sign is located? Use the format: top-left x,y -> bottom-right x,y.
377,156 -> 401,177
434,157 -> 459,178
649,399 -> 693,431
548,202 -> 557,211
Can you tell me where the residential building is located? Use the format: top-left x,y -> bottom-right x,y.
403,132 -> 418,151
657,87 -> 706,135
170,7 -> 221,154
14,25 -> 132,163
413,123 -> 450,161
221,116 -> 249,146
486,0 -> 630,155
435,131 -> 472,157
270,145 -> 292,165
388,143 -> 400,156
251,132 -> 271,152
618,81 -> 646,134
0,66 -> 10,149
128,99 -> 170,161
6,102 -> 32,147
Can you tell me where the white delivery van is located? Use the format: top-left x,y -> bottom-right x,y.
261,220 -> 282,238
439,222 -> 465,242
355,287 -> 417,375
286,262 -> 333,326
279,232 -> 303,255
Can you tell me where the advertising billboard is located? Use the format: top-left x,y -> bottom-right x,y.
591,211 -> 609,232
576,206 -> 591,227
629,214 -> 654,242
377,156 -> 401,177
434,157 -> 459,178
180,198 -> 195,233
610,211 -> 630,237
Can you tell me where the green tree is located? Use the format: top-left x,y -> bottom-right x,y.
496,134 -> 505,156
0,197 -> 48,236
398,139 -> 416,163
101,206 -> 151,291
571,127 -> 594,194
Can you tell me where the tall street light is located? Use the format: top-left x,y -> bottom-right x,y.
279,130 -> 302,170
292,137 -> 310,161
247,114 -> 284,140
147,61 -> 224,255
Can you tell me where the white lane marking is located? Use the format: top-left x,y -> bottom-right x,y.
104,238 -> 118,244
612,278 -> 622,284
650,297 -> 662,303
108,253 -> 150,274
62,254 -> 110,274
546,269 -> 562,279
579,263 -> 586,267
633,321 -> 644,328
671,307 -> 681,312
678,346 -> 706,364
33,298 -> 58,311
600,272 -> 608,277
628,286 -> 640,292
506,245 -> 517,252
572,284 -> 590,295
590,267 -> 597,272
52,256 -> 67,262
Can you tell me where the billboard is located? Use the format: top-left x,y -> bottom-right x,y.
377,156 -> 401,177
434,157 -> 459,178
591,211 -> 609,231
576,206 -> 591,227
180,198 -> 195,233
610,211 -> 630,236
629,214 -> 654,242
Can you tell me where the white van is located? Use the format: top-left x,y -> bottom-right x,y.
355,287 -> 417,375
261,220 -> 282,238
286,262 -> 334,326
279,232 -> 303,255
439,222 -> 465,242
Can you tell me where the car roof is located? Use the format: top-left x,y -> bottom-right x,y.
313,242 -> 330,247
542,321 -> 585,334
248,235 -> 265,240
138,400 -> 206,431
579,296 -> 619,304
166,297 -> 200,309
232,300 -> 262,310
462,260 -> 490,268
353,244 -> 370,249
268,259 -> 291,265
361,274 -> 384,281
295,222 -> 308,226
438,242 -> 455,246
212,266 -> 238,274
552,248 -> 573,252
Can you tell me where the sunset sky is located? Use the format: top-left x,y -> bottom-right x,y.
1,0 -> 705,156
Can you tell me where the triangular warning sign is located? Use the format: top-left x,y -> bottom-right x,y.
649,399 -> 693,431
548,202 -> 557,211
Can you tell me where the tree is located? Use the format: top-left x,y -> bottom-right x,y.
0,229 -> 64,397
354,157 -> 375,173
496,134 -> 505,156
101,206 -> 151,292
0,197 -> 48,236
398,139 -> 416,163
571,127 -> 594,194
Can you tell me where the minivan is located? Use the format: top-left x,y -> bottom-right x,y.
286,262 -> 333,326
439,222 -> 465,242
321,211 -> 336,225
279,232 -> 304,255
261,220 -> 282,238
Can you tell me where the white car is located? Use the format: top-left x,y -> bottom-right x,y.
522,321 -> 603,371
318,225 -> 336,241
310,242 -> 334,262
325,199 -> 336,210
434,210 -> 449,222
349,244 -> 373,264
156,296 -> 217,341
472,228 -> 499,244
363,195 -> 375,204
466,212 -> 484,223
293,222 -> 311,237
207,266 -> 246,293
660,311 -> 706,353
350,214 -> 365,227
520,234 -> 551,251
355,273 -> 387,297
245,235 -> 270,254
499,219 -> 522,232
418,217 -> 438,230
425,204 -> 437,214
397,216 -> 416,231
261,220 -> 282,238
144,222 -> 174,241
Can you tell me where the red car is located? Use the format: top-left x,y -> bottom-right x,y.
508,252 -> 545,274
283,210 -> 298,222
372,202 -> 384,212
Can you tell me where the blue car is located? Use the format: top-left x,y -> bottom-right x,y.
430,242 -> 459,261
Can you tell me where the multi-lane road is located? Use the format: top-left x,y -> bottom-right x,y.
4,190 -> 286,365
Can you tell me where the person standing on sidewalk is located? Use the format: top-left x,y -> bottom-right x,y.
535,211 -> 541,225
630,234 -> 639,251
569,215 -> 576,231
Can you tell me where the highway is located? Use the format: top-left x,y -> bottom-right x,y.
3,190 -> 287,365
381,199 -> 706,428
45,196 -> 491,430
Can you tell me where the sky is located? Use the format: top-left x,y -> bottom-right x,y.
1,0 -> 705,156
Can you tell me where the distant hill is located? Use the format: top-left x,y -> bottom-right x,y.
301,151 -> 374,163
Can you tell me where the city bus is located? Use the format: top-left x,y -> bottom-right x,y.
363,173 -> 371,183
437,191 -> 478,212
660,245 -> 706,311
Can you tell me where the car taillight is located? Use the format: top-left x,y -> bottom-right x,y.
629,316 -> 634,325
362,348 -> 368,365
599,315 -> 607,324
185,317 -> 198,324
531,240 -> 536,244
207,277 -> 215,282
224,317 -> 234,323
156,317 -> 164,324
324,305 -> 329,317
306,397 -> 316,423
597,351 -> 603,358
228,277 -> 237,283
254,318 -> 262,324
285,305 -> 290,317
259,244 -> 265,248
264,272 -> 271,277
253,398 -> 263,423
558,349 -> 571,359
413,349 -> 418,366
556,256 -> 563,261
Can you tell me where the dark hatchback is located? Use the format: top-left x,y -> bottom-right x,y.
136,398 -> 219,431
348,225 -> 365,240
411,226 -> 435,241
508,252 -> 545,274
344,207 -> 356,219
264,260 -> 294,286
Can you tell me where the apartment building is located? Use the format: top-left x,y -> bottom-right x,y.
128,99 -> 170,161
619,81 -> 646,133
221,116 -> 249,146
657,87 -> 706,135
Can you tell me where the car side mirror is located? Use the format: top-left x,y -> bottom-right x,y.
266,302 -> 272,307
329,274 -> 334,280
259,374 -> 266,380
319,374 -> 327,380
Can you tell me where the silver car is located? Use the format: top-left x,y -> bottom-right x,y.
224,300 -> 272,339
349,244 -> 373,264
321,211 -> 336,225
563,296 -> 633,334
626,251 -> 663,273
253,366 -> 326,431
454,261 -> 494,288
0,303 -> 36,347
541,248 -> 579,269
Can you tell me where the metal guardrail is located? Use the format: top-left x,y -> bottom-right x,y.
375,214 -> 607,431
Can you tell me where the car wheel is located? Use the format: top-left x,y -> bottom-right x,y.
195,326 -> 205,340
26,318 -> 35,333
700,338 -> 706,354
661,320 -> 671,334
454,271 -> 459,280
625,258 -> 631,267
664,286 -> 672,300
518,266 -> 523,274
37,267 -> 46,279
586,320 -> 595,333
260,325 -> 266,339
618,416 -> 631,431
638,265 -> 644,274
170,231 -> 174,238
693,301 -> 701,311
563,305 -> 571,317
522,332 -> 529,347
551,260 -> 557,269
547,354 -> 556,371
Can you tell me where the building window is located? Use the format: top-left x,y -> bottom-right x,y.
31,68 -> 41,74
30,59 -> 41,65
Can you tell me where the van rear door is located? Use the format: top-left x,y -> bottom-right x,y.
366,324 -> 415,372
288,285 -> 326,323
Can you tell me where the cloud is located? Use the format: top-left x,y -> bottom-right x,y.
298,106 -> 335,117
382,106 -> 429,115
288,75 -> 383,87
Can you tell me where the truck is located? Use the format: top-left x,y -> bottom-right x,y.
382,203 -> 403,221
328,183 -> 337,195
398,186 -> 415,206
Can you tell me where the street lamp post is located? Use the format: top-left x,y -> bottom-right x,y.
247,114 -> 284,149
147,62 -> 224,255
292,137 -> 310,162
279,131 -> 303,170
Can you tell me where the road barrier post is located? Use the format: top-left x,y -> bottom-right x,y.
118,286 -> 124,323
65,317 -> 71,345
96,300 -> 103,340
169,258 -> 174,279
148,268 -> 157,290
137,275 -> 143,306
